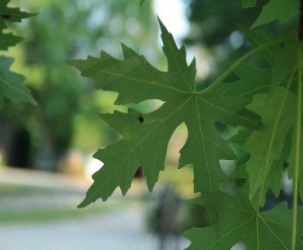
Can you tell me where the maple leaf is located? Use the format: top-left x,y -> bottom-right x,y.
231,127 -> 290,207
239,25 -> 282,67
228,36 -> 302,209
252,0 -> 299,28
184,190 -> 303,250
69,19 -> 267,207
244,87 -> 296,204
0,56 -> 36,104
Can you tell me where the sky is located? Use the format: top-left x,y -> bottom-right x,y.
153,0 -> 212,79
154,0 -> 189,41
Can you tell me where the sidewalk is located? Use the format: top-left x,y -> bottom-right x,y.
0,204 -> 161,250
0,167 -> 190,249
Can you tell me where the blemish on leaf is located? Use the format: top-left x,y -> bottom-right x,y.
138,115 -> 144,124
1,14 -> 11,19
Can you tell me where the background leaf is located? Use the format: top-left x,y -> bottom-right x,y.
0,0 -> 35,105
252,0 -> 299,28
184,190 -> 303,249
0,33 -> 23,50
0,56 -> 36,104
244,87 -> 296,202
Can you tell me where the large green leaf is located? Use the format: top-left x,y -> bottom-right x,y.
69,19 -> 264,207
184,191 -> 303,250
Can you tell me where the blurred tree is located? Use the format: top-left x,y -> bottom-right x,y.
1,0 -> 161,170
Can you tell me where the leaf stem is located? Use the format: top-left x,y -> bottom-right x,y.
291,44 -> 302,250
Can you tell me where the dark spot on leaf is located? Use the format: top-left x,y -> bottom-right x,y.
1,14 -> 11,19
138,115 -> 144,124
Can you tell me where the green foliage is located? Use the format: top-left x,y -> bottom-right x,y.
252,0 -> 299,28
245,87 -> 296,202
184,190 -> 303,249
70,0 -> 303,249
2,0 -> 160,160
0,0 -> 35,106
0,56 -> 35,104
69,19 -> 260,206
242,0 -> 256,8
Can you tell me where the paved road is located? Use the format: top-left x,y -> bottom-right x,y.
0,168 -> 190,250
0,203 -> 190,250
0,205 -> 144,250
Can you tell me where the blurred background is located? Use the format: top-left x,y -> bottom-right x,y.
0,0 -> 294,249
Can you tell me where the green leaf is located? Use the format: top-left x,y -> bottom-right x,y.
249,131 -> 291,208
252,0 -> 299,28
221,63 -> 271,97
242,0 -> 256,8
239,25 -> 281,67
0,1 -> 35,106
0,1 -> 34,37
140,0 -> 145,7
69,19 -> 264,207
271,42 -> 298,88
0,32 -> 23,50
244,87 -> 296,201
0,0 -> 34,24
0,56 -> 36,104
184,191 -> 303,249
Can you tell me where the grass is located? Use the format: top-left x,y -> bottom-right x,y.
0,202 -> 127,224
0,183 -> 54,196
